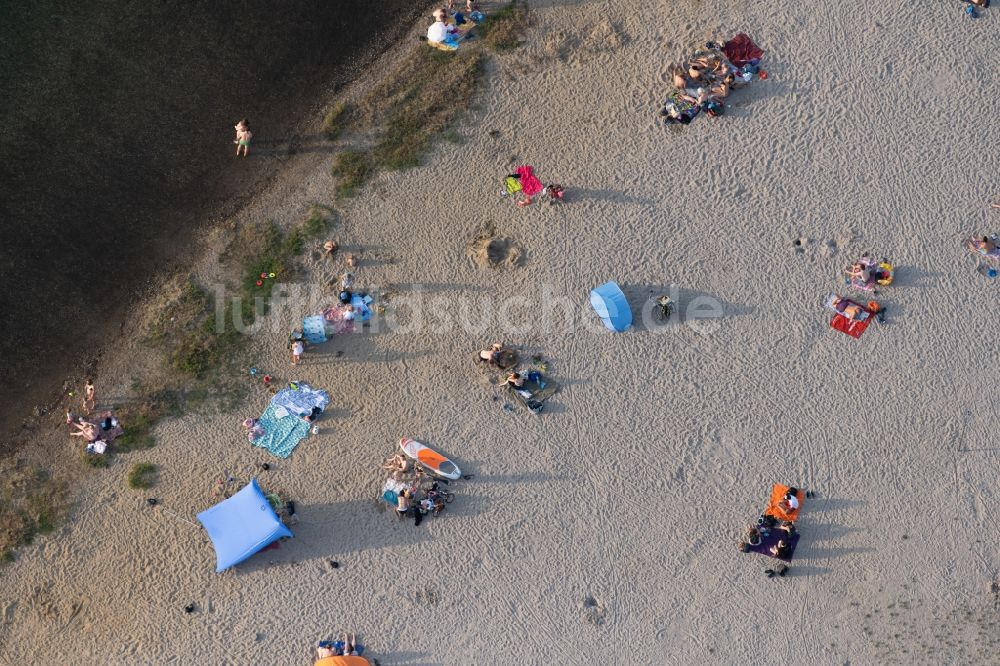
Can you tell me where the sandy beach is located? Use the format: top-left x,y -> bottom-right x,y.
1,1 -> 998,664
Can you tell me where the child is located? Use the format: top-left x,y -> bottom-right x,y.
291,339 -> 304,365
234,119 -> 252,157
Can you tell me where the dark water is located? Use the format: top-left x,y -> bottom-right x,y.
0,0 -> 423,438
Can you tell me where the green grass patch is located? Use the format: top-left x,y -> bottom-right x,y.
0,467 -> 68,564
331,151 -> 371,198
127,463 -> 157,489
115,412 -> 159,452
321,102 -> 349,140
480,1 -> 529,52
360,47 -> 484,171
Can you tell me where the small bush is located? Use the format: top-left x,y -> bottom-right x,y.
481,1 -> 528,52
128,463 -> 157,489
331,151 -> 371,198
321,102 -> 349,140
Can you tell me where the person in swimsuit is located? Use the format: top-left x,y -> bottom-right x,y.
83,379 -> 95,412
977,236 -> 997,254
234,119 -> 252,157
504,372 -> 525,389
478,342 -> 504,364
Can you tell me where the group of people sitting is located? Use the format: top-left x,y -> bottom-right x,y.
845,256 -> 892,286
381,454 -> 451,523
425,1 -> 485,48
70,411 -> 122,455
661,35 -> 763,124
738,486 -> 814,577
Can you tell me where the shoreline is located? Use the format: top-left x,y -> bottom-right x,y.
0,0 -> 430,443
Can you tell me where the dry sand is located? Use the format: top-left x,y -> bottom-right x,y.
2,1 -> 999,664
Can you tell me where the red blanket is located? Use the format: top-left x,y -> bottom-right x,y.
722,33 -> 763,67
830,313 -> 870,338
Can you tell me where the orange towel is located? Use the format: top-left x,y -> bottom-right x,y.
764,484 -> 804,522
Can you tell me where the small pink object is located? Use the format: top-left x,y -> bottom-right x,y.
260,272 -> 268,279
263,375 -> 272,384
256,280 -> 263,286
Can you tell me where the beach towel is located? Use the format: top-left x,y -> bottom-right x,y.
745,529 -> 800,562
764,484 -> 805,522
722,33 -> 763,67
270,383 -> 330,419
515,166 -> 544,197
303,315 -> 327,344
830,312 -> 871,338
254,403 -> 311,458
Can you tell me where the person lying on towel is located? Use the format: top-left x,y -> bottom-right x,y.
831,296 -> 865,321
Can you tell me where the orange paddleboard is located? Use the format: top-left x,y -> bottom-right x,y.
399,438 -> 461,480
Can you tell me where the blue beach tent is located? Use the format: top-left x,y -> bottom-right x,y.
196,479 -> 293,572
590,282 -> 633,332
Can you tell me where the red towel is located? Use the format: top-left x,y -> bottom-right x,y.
830,313 -> 870,338
722,33 -> 763,67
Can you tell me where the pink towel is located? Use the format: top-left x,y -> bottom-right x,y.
515,165 -> 544,197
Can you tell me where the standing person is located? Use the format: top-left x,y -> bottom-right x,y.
234,119 -> 252,157
291,338 -> 304,365
82,379 -> 95,412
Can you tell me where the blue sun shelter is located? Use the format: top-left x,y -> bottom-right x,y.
590,282 -> 633,332
197,479 -> 293,572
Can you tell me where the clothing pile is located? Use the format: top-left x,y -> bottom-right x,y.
660,33 -> 765,125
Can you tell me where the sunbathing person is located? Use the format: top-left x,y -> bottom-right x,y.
70,420 -> 99,441
478,342 -> 504,364
769,539 -> 791,558
504,372 -> 526,389
846,260 -> 875,283
381,454 -> 411,474
831,297 -> 865,321
976,236 -> 997,254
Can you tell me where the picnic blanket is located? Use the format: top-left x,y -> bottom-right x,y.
254,403 -> 311,458
745,529 -> 800,562
271,383 -> 329,419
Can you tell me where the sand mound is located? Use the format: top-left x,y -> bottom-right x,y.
467,228 -> 525,269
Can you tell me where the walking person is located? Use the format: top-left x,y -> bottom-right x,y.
291,338 -> 304,365
234,119 -> 252,157
82,379 -> 95,412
